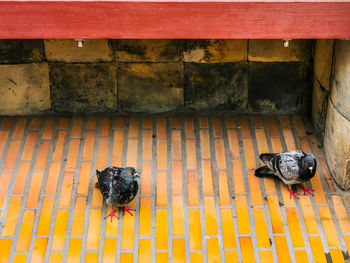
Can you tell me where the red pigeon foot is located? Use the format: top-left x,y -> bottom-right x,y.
303,186 -> 314,196
123,206 -> 135,216
105,208 -> 119,222
289,188 -> 299,199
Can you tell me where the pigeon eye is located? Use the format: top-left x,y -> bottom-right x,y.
128,171 -> 131,175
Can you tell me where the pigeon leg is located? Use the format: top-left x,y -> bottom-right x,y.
105,207 -> 119,222
288,186 -> 299,199
123,206 -> 136,216
303,184 -> 314,196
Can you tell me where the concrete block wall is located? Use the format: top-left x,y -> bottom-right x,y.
0,39 -> 313,115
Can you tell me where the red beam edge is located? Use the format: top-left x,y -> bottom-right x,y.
0,2 -> 349,39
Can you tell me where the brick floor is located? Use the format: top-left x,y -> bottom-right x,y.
0,115 -> 349,262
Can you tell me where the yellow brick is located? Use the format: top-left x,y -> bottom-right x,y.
221,208 -> 236,249
51,209 -> 69,251
260,250 -> 273,263
2,196 -> 22,236
121,209 -> 135,250
188,209 -> 202,250
67,238 -> 82,263
285,208 -> 305,248
330,249 -> 345,263
207,237 -> 220,263
253,208 -> 270,248
225,251 -> 238,263
274,236 -> 291,263
190,252 -> 203,263
319,207 -> 340,246
16,210 -> 35,251
86,209 -> 102,250
299,196 -> 319,234
309,236 -> 327,263
138,239 -> 151,263
240,237 -> 255,262
267,196 -> 284,234
32,238 -> 48,263
173,239 -> 185,263
204,196 -> 217,236
235,196 -> 250,234
156,209 -> 168,250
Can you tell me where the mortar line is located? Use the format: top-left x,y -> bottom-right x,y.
151,117 -> 157,263
262,115 -> 297,263
116,117 -> 130,263
208,116 -> 228,262
44,117 -> 74,262
25,117 -> 59,263
181,116 -> 191,263
166,117 -> 173,262
194,116 -> 208,263
132,117 -> 143,263
9,117 -> 45,262
221,116 -> 242,262
236,116 -> 261,262
248,116 -> 279,262
80,117 -> 101,263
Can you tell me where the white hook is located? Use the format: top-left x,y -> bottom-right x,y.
283,39 -> 292,48
75,39 -> 84,47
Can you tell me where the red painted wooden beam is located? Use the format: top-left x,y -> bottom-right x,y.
0,1 -> 349,39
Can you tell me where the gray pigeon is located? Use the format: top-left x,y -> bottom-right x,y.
254,150 -> 317,199
96,166 -> 139,221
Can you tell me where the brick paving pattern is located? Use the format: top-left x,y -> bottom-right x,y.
0,115 -> 349,262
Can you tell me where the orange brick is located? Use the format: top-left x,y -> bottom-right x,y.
15,209 -> 35,251
186,140 -> 197,170
207,237 -> 220,262
49,253 -> 63,262
13,161 -> 31,195
157,117 -> 167,138
282,128 -> 297,151
71,117 -> 83,138
264,177 -> 277,195
139,197 -> 152,237
59,172 -> 74,207
171,117 -> 181,129
295,250 -> 308,263
309,236 -> 327,263
332,195 -> 350,233
185,117 -> 195,138
96,139 -> 109,170
157,139 -> 167,170
71,197 -> 86,236
267,196 -> 284,234
310,171 -> 327,205
293,116 -> 307,137
34,141 -> 51,170
156,252 -> 168,262
319,158 -> 335,192
156,209 -> 168,250
199,117 -> 208,128
200,130 -> 211,159
52,130 -> 67,161
2,196 -> 21,236
227,129 -> 240,159
271,137 -> 283,152
0,172 -> 11,207
84,252 -> 98,262
187,171 -> 199,206
100,117 -> 111,138
128,117 -> 139,139
0,239 -> 12,262
242,138 -> 256,169
67,238 -> 82,263
58,117 -> 70,129
51,209 -> 69,250
86,209 -> 102,250
13,254 -> 26,262
299,196 -> 319,234
221,208 -> 236,249
26,172 -> 44,208
225,251 -> 238,263
239,116 -> 251,137
102,237 -> 117,263
0,130 -> 9,158
13,117 -> 27,139
42,117 -> 56,139
65,139 -> 80,170
260,250 -> 273,263
226,116 -> 236,129
319,207 -> 340,247
22,131 -> 38,160
91,186 -> 103,207
77,161 -> 92,195
121,253 -> 134,262
204,196 -> 217,235
32,238 -> 48,263
142,117 -> 153,129
212,117 -> 223,137
279,116 -> 290,127
172,196 -> 185,237
115,117 -> 125,129
240,237 -> 255,262
171,130 -> 182,159
37,197 -> 55,236
189,208 -> 202,250
330,249 -> 345,263
299,137 -> 312,153
139,239 -> 151,262
82,130 -> 96,160
253,116 -> 264,127
140,161 -> 152,195
156,171 -> 167,206
111,160 -> 122,167
274,236 -> 291,263
112,130 -> 124,160
280,183 -> 295,207
3,140 -> 21,170
202,160 -> 214,194
218,170 -> 230,206
215,139 -> 226,169
267,116 -> 279,137
285,208 -> 305,247
247,170 -> 263,206
45,162 -> 61,195
121,208 -> 135,250
172,160 -> 182,195
235,195 -> 250,234
1,117 -> 14,129
253,208 -> 270,248
255,128 -> 268,154
105,206 -> 119,236
190,252 -> 203,263
126,139 -> 138,167
173,238 -> 185,263
142,130 -> 153,160
232,160 -> 245,194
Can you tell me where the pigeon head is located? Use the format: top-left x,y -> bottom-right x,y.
121,167 -> 139,181
303,154 -> 316,173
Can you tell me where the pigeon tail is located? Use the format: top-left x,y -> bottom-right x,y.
254,166 -> 275,177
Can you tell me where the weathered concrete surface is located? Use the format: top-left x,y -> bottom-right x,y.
311,78 -> 328,138
0,63 -> 51,115
324,101 -> 350,190
116,40 -> 180,62
330,40 -> 350,119
314,39 -> 334,91
0,40 -> 45,63
249,39 -> 312,62
45,39 -> 112,62
49,63 -> 117,113
118,63 -> 183,112
183,40 -> 247,63
248,62 -> 311,113
184,63 -> 248,110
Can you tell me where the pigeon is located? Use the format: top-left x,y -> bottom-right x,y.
96,166 -> 139,222
254,150 -> 317,199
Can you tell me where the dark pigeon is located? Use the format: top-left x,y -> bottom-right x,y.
96,166 -> 139,222
255,150 -> 317,199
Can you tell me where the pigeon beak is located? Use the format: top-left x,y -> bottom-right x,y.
308,167 -> 313,172
134,172 -> 140,178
